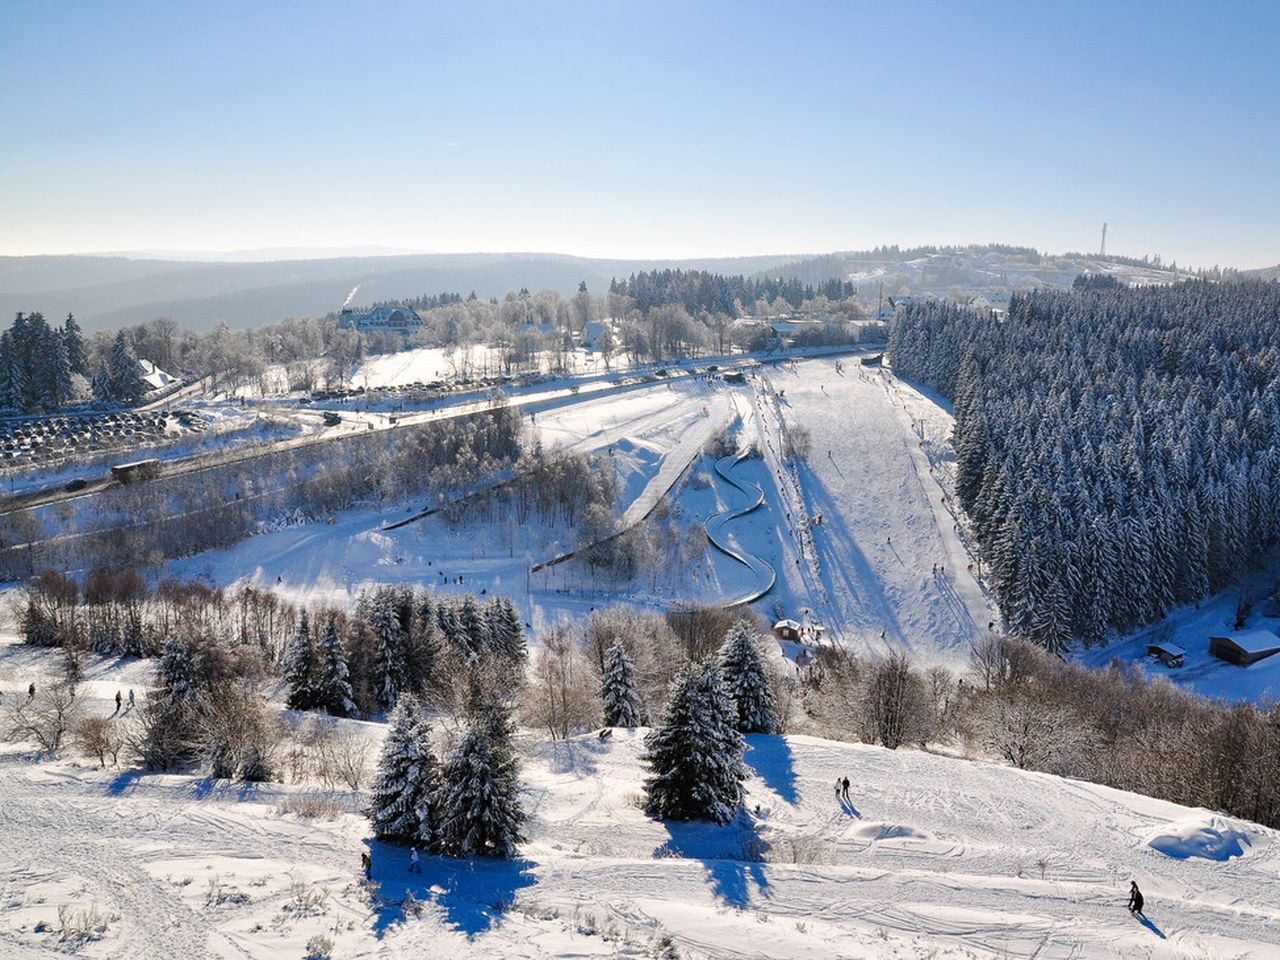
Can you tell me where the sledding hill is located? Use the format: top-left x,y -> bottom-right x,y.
1,707 -> 1275,958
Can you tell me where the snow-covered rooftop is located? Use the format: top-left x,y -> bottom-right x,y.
1210,629 -> 1280,655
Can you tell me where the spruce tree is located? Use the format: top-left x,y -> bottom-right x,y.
314,614 -> 357,717
457,593 -> 490,656
282,611 -> 318,710
718,620 -> 778,734
367,588 -> 407,709
434,697 -> 525,858
485,595 -> 525,661
642,660 -> 747,824
91,361 -> 112,406
600,639 -> 644,727
368,695 -> 439,845
63,313 -> 87,376
109,332 -> 147,403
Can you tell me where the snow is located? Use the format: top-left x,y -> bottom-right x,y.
2,667 -> 1278,959
1145,816 -> 1256,862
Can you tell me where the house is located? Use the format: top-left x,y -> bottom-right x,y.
581,320 -> 610,350
338,305 -> 423,331
1146,641 -> 1185,668
1208,629 -> 1280,667
138,359 -> 177,392
773,619 -> 802,641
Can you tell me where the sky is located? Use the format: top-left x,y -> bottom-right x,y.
1,0 -> 1278,269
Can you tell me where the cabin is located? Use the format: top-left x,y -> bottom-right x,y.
861,353 -> 884,367
1146,641 -> 1185,669
1208,629 -> 1280,667
723,371 -> 745,384
338,305 -> 424,331
773,618 -> 802,642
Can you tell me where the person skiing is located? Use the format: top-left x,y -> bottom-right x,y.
409,847 -> 421,873
360,852 -> 372,880
115,690 -> 123,713
1128,881 -> 1144,915
841,776 -> 851,803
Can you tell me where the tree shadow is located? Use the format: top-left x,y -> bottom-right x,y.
654,816 -> 771,910
1134,913 -> 1167,939
743,734 -> 798,805
106,768 -> 146,796
537,735 -> 609,778
368,840 -> 536,940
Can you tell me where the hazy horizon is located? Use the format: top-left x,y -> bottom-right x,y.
3,0 -> 1278,270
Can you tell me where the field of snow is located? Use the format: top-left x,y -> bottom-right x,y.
2,647 -> 1277,960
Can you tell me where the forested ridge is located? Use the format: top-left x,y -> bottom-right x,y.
889,279 -> 1280,651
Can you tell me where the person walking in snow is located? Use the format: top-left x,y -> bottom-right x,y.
115,690 -> 123,713
835,778 -> 842,802
841,777 -> 851,803
1128,881 -> 1144,916
127,689 -> 135,710
409,847 -> 421,873
361,852 -> 372,880
27,681 -> 35,701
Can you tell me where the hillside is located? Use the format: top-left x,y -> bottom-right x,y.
1,652 -> 1275,959
0,252 -> 802,334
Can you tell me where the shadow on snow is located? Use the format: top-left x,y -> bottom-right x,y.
653,814 -> 771,910
367,840 -> 536,940
743,734 -> 799,805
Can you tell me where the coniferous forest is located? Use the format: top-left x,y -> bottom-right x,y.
889,279 -> 1280,651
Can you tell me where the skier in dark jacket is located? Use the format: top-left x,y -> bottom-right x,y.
1128,881 -> 1144,915
841,776 -> 851,803
115,691 -> 123,712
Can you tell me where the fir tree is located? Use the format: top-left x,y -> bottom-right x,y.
434,697 -> 525,858
368,695 -> 439,845
314,614 -> 357,717
718,620 -> 778,734
485,595 -> 524,661
282,611 -> 318,710
367,588 -> 407,708
91,361 -> 112,406
642,660 -> 746,824
108,331 -> 147,403
600,639 -> 644,727
63,312 -> 87,375
457,593 -> 490,656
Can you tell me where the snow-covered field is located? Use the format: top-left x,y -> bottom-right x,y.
2,656 -> 1276,960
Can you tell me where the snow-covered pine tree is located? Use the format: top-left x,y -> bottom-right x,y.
141,633 -> 202,770
434,698 -> 525,859
367,588 -> 407,709
282,611 -> 319,710
108,331 -> 147,403
600,639 -> 644,727
368,695 -> 439,846
642,660 -> 746,824
314,614 -> 357,717
485,595 -> 524,661
91,361 -> 112,406
717,620 -> 778,734
457,593 -> 490,657
63,312 -> 87,376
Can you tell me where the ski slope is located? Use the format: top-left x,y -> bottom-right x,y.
2,712 -> 1276,959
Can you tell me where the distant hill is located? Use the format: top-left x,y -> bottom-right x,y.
1245,264 -> 1280,282
0,252 -> 803,333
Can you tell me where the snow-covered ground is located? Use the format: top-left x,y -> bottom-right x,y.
2,653 -> 1276,960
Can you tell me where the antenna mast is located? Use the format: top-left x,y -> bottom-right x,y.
1100,222 -> 1108,258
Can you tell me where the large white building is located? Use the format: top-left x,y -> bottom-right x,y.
338,305 -> 424,331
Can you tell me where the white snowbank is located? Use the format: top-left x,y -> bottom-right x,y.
1145,814 -> 1256,861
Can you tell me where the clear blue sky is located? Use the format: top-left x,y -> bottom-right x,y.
2,0 -> 1277,267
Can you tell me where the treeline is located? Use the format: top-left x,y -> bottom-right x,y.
889,280 -> 1280,649
0,311 -> 151,412
607,269 -> 857,316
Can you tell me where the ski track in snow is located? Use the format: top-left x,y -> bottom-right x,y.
2,723 -> 1278,959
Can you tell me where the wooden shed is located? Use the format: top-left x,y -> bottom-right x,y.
1208,629 -> 1280,667
773,618 -> 802,641
1146,641 -> 1185,669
